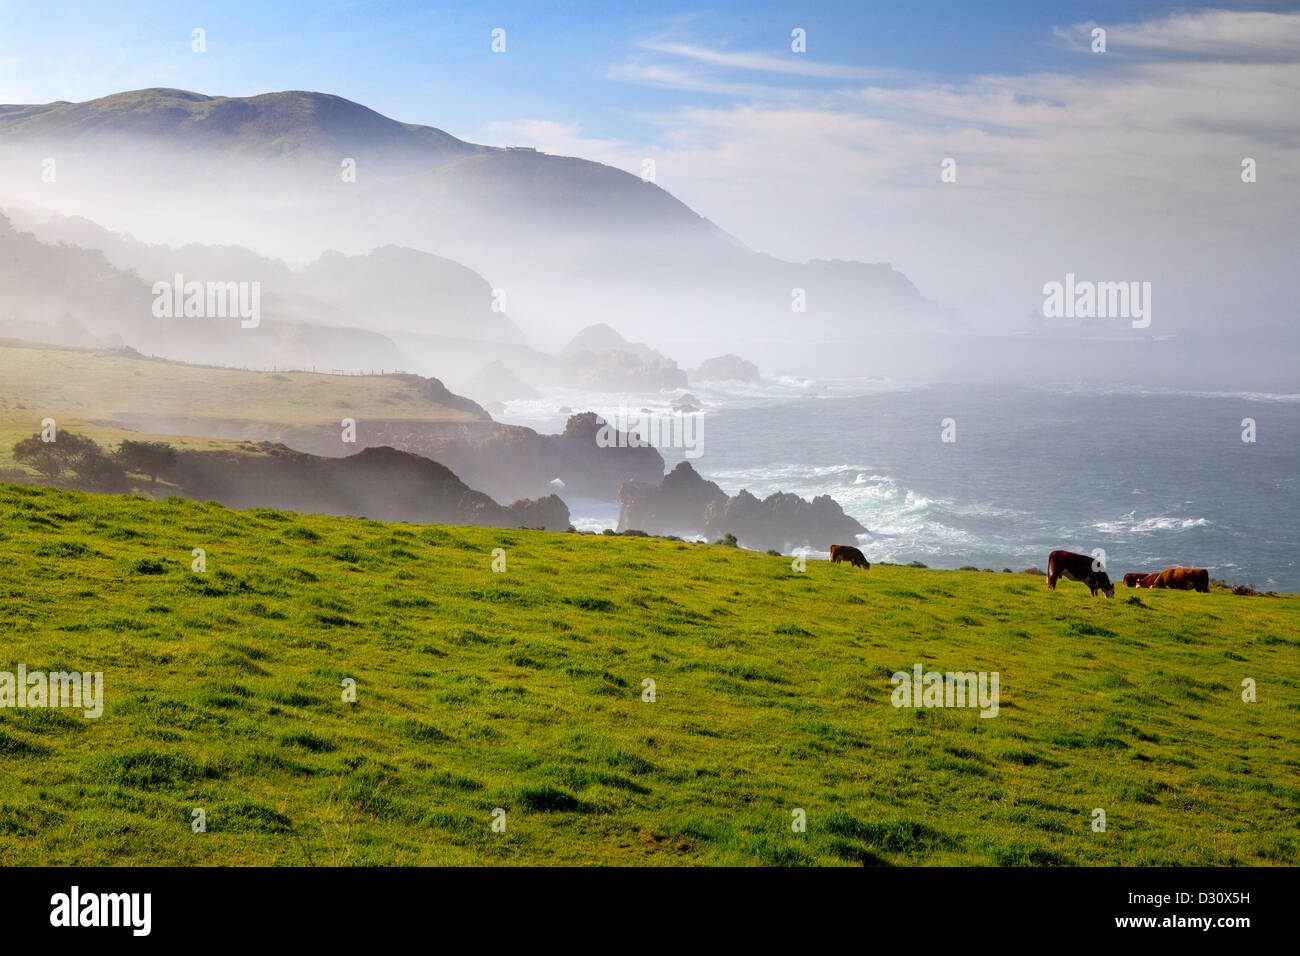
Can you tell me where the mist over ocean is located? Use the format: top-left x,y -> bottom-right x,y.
504,380 -> 1300,592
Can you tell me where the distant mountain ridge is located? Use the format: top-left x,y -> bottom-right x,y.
0,88 -> 712,236
0,89 -> 480,162
0,88 -> 957,370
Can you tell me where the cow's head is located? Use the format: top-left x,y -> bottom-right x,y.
1095,572 -> 1115,598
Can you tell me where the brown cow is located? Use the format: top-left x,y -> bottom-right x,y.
1142,567 -> 1209,592
1123,573 -> 1148,588
829,544 -> 870,570
1046,550 -> 1114,598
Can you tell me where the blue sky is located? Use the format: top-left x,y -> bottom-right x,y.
2,1 -> 1297,325
2,0 -> 1290,142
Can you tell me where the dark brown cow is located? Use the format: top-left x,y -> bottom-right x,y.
829,544 -> 870,570
1046,550 -> 1114,598
1142,567 -> 1209,592
1123,573 -> 1148,588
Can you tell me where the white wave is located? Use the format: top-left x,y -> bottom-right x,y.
708,463 -> 878,485
1052,383 -> 1300,404
495,376 -> 929,428
1094,515 -> 1212,534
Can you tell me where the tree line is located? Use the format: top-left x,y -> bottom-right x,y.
11,434 -> 177,493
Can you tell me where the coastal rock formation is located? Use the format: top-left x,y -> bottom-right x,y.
504,493 -> 570,530
617,460 -> 728,533
112,411 -> 665,504
702,488 -> 865,552
618,461 -> 867,551
563,349 -> 689,391
350,412 -> 665,502
559,323 -> 689,391
691,354 -> 760,384
168,443 -> 570,530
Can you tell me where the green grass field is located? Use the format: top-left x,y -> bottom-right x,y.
0,341 -> 483,470
0,481 -> 1296,866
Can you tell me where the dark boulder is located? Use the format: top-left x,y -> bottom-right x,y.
618,461 -> 866,552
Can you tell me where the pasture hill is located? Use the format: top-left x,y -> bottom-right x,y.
0,339 -> 487,463
0,482 -> 1295,866
0,341 -> 664,504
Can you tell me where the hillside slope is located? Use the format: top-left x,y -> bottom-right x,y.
0,89 -> 481,164
0,484 -> 1295,866
0,341 -> 488,468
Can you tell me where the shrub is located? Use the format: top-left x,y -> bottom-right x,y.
114,440 -> 178,486
13,431 -> 125,490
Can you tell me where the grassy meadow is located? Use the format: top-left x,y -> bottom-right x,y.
0,340 -> 483,470
0,481 -> 1296,866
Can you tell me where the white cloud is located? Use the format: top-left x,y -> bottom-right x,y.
1055,9 -> 1300,61
635,40 -> 908,82
606,61 -> 799,100
577,10 -> 1300,329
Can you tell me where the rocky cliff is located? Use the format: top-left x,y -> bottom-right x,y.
169,443 -> 570,530
618,461 -> 866,552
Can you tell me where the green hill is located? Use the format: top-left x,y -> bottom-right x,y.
0,482 -> 1296,866
0,88 -> 481,161
0,341 -> 487,472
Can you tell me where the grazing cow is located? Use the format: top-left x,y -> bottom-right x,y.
1143,567 -> 1210,592
829,544 -> 870,570
1046,550 -> 1114,598
1139,573 -> 1160,589
1123,573 -> 1148,588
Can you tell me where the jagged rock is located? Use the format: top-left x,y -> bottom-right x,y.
704,488 -> 865,552
563,349 -> 688,391
691,354 -> 760,384
167,443 -> 569,530
617,461 -> 865,551
561,323 -> 660,362
618,461 -> 728,534
559,324 -> 689,391
505,493 -> 570,530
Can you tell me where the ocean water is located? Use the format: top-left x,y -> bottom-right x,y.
500,379 -> 1300,592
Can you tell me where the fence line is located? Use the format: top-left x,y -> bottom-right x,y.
136,355 -> 413,376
